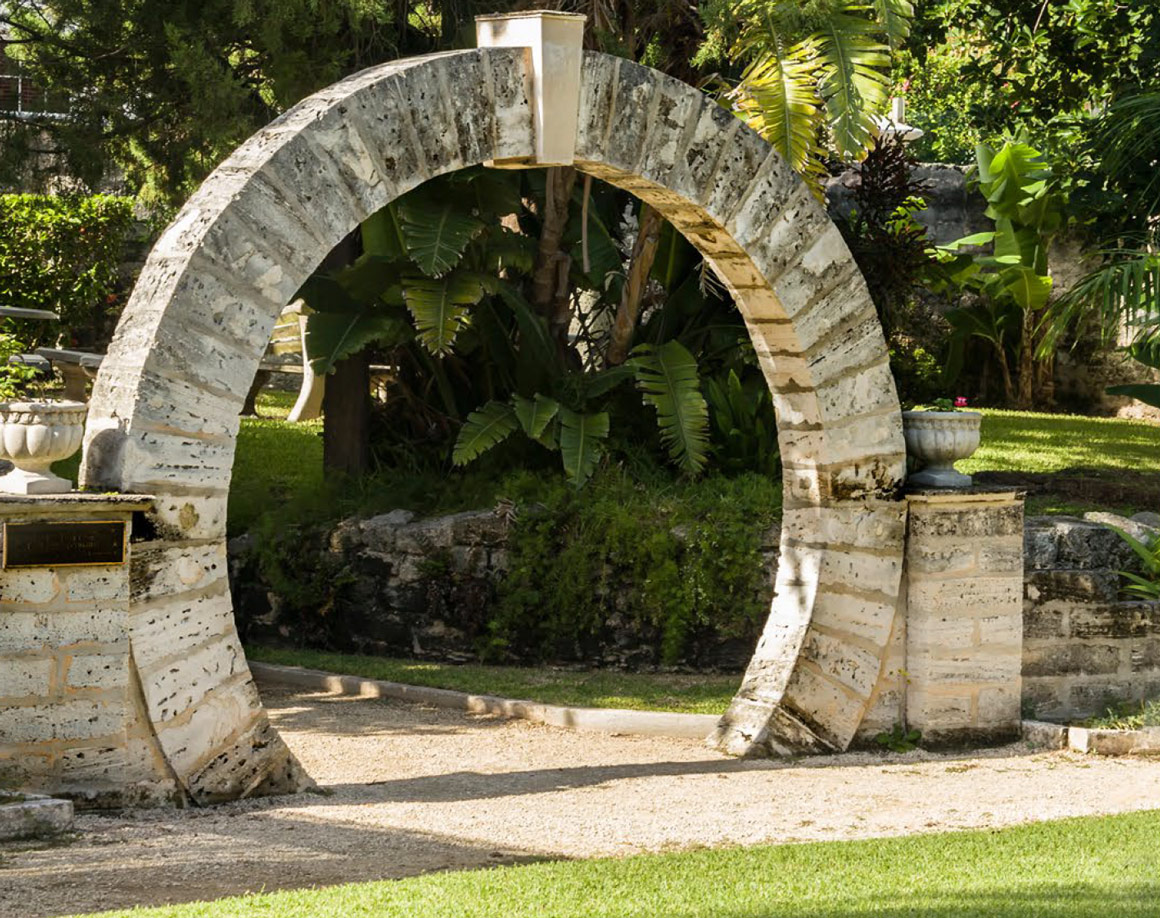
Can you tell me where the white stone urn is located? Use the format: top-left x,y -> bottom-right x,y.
0,401 -> 87,494
902,410 -> 982,488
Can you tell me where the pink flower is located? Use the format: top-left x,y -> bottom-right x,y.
954,396 -> 969,408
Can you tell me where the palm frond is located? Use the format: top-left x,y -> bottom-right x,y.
629,340 -> 710,474
731,36 -> 826,181
1039,251 -> 1160,354
816,13 -> 891,159
872,0 -> 913,49
513,394 -> 560,441
452,400 -> 518,466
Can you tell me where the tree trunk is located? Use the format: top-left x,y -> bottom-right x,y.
323,351 -> 370,476
994,342 -> 1017,406
606,204 -> 664,366
531,166 -> 578,339
1017,308 -> 1035,408
319,231 -> 366,474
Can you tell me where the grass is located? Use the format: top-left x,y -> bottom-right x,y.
247,646 -> 740,714
1081,698 -> 1160,730
74,809 -> 1160,918
962,409 -> 1160,475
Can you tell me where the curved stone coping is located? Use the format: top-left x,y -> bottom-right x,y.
250,662 -> 720,740
1022,720 -> 1160,756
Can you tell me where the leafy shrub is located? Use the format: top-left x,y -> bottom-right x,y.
0,194 -> 135,348
488,468 -> 781,666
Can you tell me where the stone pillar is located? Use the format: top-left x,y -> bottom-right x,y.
903,488 -> 1024,745
0,495 -> 176,807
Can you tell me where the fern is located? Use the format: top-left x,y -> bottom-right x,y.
630,340 -> 710,474
401,271 -> 485,355
558,407 -> 610,486
452,401 -> 519,466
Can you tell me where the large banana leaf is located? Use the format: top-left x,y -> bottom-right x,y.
361,205 -> 407,260
305,307 -> 412,376
629,340 -> 709,474
398,191 -> 485,277
401,271 -> 486,355
816,14 -> 891,158
558,407 -> 610,486
452,400 -> 519,465
513,394 -> 560,441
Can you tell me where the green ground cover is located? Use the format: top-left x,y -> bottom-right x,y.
962,409 -> 1160,475
76,809 -> 1160,918
1081,699 -> 1160,731
247,646 -> 739,714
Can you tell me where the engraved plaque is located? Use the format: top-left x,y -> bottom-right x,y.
2,520 -> 126,569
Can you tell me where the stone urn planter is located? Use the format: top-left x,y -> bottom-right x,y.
902,410 -> 982,488
0,400 -> 87,494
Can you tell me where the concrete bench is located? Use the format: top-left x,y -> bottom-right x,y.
30,348 -> 102,401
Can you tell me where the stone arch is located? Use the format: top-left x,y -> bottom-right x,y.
82,47 -> 907,803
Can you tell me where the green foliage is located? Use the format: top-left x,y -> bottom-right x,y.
898,0 -> 1160,173
628,341 -> 710,475
703,369 -> 780,478
707,0 -> 911,187
0,194 -> 134,348
875,722 -> 921,752
1106,525 -> 1160,602
452,401 -> 520,466
1081,698 -> 1160,731
557,407 -> 611,487
490,469 -> 781,666
936,141 -> 1065,405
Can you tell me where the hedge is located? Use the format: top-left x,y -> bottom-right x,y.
0,194 -> 135,348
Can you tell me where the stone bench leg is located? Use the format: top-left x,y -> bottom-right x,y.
57,364 -> 89,402
287,317 -> 324,422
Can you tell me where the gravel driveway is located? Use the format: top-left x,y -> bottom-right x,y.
4,685 -> 1160,918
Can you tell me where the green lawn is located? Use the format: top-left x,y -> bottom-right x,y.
962,409 -> 1160,475
75,809 -> 1160,918
247,646 -> 739,714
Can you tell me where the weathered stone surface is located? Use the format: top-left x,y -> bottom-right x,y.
0,794 -> 73,841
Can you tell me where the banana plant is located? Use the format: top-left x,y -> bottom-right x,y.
936,140 -> 1065,406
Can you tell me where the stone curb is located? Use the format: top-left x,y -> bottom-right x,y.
0,793 -> 74,842
1022,719 -> 1160,755
250,662 -> 721,740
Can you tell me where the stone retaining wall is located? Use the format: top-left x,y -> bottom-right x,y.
1022,514 -> 1160,722
234,507 -> 1160,729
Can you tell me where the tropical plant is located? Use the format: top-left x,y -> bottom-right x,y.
936,140 -> 1065,406
299,167 -> 750,487
1107,523 -> 1160,601
703,0 -> 913,188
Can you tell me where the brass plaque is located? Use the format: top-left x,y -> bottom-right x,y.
2,520 -> 126,569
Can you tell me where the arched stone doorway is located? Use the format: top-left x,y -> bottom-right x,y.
82,33 -> 908,803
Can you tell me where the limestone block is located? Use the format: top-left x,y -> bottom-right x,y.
810,591 -> 899,646
908,576 -> 1022,617
1,570 -> 61,605
601,61 -> 656,175
701,125 -> 774,226
156,676 -> 264,778
1023,603 -> 1067,639
0,794 -> 73,841
1022,643 -> 1121,677
0,699 -> 123,744
906,690 -> 973,731
65,652 -> 129,692
130,542 -> 228,604
0,609 -> 124,654
665,101 -> 736,204
0,657 -> 54,699
1025,570 -> 1120,604
800,627 -> 884,697
779,502 -> 907,553
63,569 -> 129,604
137,631 -> 244,722
782,664 -> 864,749
909,503 -> 1023,540
143,496 -> 229,543
1068,603 -> 1160,640
726,166 -> 809,278
390,59 -> 469,176
184,714 -> 312,805
907,648 -> 1021,685
130,589 -> 235,672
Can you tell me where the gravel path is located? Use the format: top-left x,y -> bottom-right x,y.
4,686 -> 1160,918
